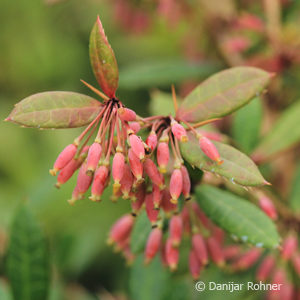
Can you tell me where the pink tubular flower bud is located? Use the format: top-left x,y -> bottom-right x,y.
181,206 -> 191,234
86,142 -> 102,174
233,248 -> 262,270
112,152 -> 125,190
157,142 -> 169,173
281,235 -> 298,261
169,215 -> 183,247
146,131 -> 157,151
56,158 -> 81,187
68,186 -> 82,206
207,236 -> 225,267
189,249 -> 202,280
90,165 -> 109,202
222,245 -> 241,260
165,238 -> 179,271
128,148 -> 143,182
258,196 -> 277,220
292,253 -> 300,276
171,121 -> 188,142
145,227 -> 162,264
161,188 -> 177,214
152,184 -> 162,209
198,135 -> 223,164
120,164 -> 134,199
50,143 -> 77,175
192,202 -> 211,228
131,185 -> 145,213
129,134 -> 145,160
76,162 -> 93,195
144,158 -> 164,189
192,233 -> 208,265
170,169 -> 183,204
118,107 -> 137,122
108,214 -> 134,245
145,193 -> 159,224
129,122 -> 141,134
180,166 -> 191,200
256,255 -> 275,282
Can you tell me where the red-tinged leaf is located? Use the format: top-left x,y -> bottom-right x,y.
180,132 -> 268,186
89,16 -> 119,98
176,67 -> 271,123
6,91 -> 102,129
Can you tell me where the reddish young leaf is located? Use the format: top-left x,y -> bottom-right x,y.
176,67 -> 271,123
89,16 -> 119,98
6,91 -> 102,129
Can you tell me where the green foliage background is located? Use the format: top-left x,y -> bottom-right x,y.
1,0 -> 300,299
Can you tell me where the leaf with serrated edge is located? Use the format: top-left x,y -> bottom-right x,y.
6,91 -> 102,129
130,211 -> 152,254
89,16 -> 119,98
7,205 -> 50,300
180,132 -> 267,186
253,100 -> 300,161
176,67 -> 271,123
196,185 -> 280,249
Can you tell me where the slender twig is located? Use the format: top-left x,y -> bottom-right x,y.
171,84 -> 178,112
80,79 -> 109,101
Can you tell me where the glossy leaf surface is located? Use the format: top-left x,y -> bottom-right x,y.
89,16 -> 119,98
6,91 -> 101,129
176,67 -> 271,123
180,132 -> 267,186
196,185 -> 280,249
7,205 -> 50,300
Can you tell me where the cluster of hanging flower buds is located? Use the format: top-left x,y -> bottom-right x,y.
107,198 -> 229,275
49,88 -> 223,207
220,233 -> 299,300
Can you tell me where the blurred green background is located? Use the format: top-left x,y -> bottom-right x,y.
1,0 -> 300,299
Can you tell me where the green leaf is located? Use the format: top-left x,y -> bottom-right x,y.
176,67 -> 271,123
149,90 -> 176,117
0,280 -> 12,300
7,205 -> 50,300
89,16 -> 119,98
253,100 -> 300,161
195,185 -> 280,249
289,163 -> 300,213
119,59 -> 221,89
180,133 -> 267,186
6,91 -> 101,129
232,97 -> 262,154
130,211 -> 152,254
130,255 -> 169,300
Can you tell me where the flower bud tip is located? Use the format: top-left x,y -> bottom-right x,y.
180,136 -> 188,143
170,198 -> 178,205
55,182 -> 61,189
263,180 -> 272,186
49,168 -> 58,176
216,158 -> 224,165
158,166 -> 167,174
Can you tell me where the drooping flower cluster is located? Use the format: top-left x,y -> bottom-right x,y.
49,93 -> 222,207
107,199 -> 228,276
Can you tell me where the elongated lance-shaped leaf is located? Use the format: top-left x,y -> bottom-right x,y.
89,16 -> 119,98
195,185 -> 280,249
6,91 -> 102,129
180,132 -> 267,186
130,211 -> 152,254
176,67 -> 271,123
7,205 -> 50,300
289,162 -> 300,213
253,100 -> 300,161
130,255 -> 169,300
